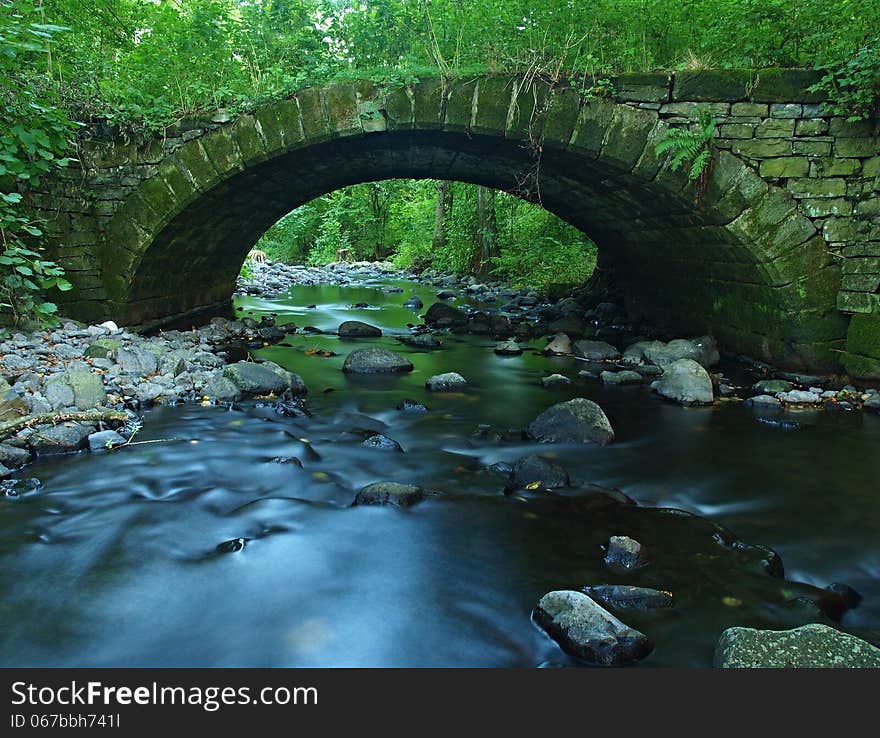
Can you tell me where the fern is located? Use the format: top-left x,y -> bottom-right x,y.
654,107 -> 716,189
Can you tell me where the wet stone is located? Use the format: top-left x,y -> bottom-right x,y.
583,585 -> 675,611
604,535 -> 650,570
533,590 -> 653,666
504,455 -> 570,492
352,482 -> 426,508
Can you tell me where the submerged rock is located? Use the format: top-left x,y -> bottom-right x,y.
504,455 -> 570,492
397,332 -> 442,349
525,398 -> 614,446
342,348 -> 414,374
352,482 -> 425,508
338,320 -> 382,338
425,372 -> 467,391
362,433 -> 404,452
584,585 -> 674,611
533,590 -> 653,666
651,359 -> 714,406
714,624 -> 880,668
396,398 -> 428,413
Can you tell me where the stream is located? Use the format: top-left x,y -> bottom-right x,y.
1,274 -> 879,667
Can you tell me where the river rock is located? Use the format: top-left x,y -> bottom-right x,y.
541,374 -> 570,388
203,374 -> 241,401
116,346 -> 159,377
398,333 -> 442,349
494,340 -> 522,356
28,423 -> 94,455
504,455 -> 570,492
396,398 -> 428,413
223,361 -> 289,394
362,434 -> 403,452
338,320 -> 382,338
424,302 -> 468,328
573,340 -> 619,361
584,585 -> 675,611
624,336 -> 719,369
777,389 -> 821,404
83,338 -> 120,359
525,398 -> 614,446
746,394 -> 782,409
45,369 -> 107,411
864,394 -> 880,412
714,624 -> 880,668
403,296 -> 423,309
601,370 -> 643,385
88,430 -> 126,451
753,379 -> 794,394
352,482 -> 425,508
651,359 -> 714,406
604,535 -> 650,569
0,443 -> 31,468
544,333 -> 572,355
0,378 -> 28,422
342,348 -> 414,374
533,590 -> 653,666
425,372 -> 467,391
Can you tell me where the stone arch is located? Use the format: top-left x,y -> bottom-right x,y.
95,75 -> 845,368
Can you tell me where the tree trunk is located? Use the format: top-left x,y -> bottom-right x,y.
474,186 -> 498,275
432,180 -> 453,251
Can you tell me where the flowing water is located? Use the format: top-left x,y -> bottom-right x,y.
2,275 -> 879,667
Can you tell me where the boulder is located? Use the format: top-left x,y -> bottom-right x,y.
223,361 -> 289,395
525,398 -> 614,446
425,372 -> 467,391
533,590 -> 653,666
504,455 -> 570,492
573,340 -> 619,361
342,348 -> 414,374
651,359 -> 714,406
714,624 -> 880,668
338,320 -> 382,338
352,482 -> 425,508
403,296 -> 423,309
424,302 -> 468,328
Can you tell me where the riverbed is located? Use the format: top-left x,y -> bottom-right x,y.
1,274 -> 878,667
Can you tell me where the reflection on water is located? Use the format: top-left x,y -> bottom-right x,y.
1,276 -> 878,666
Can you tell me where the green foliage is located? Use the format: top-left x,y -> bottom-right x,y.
0,3 -> 74,328
654,107 -> 717,182
811,41 -> 880,122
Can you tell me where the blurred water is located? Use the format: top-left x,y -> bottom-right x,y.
1,277 -> 877,667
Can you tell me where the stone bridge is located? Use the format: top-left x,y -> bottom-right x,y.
27,70 -> 880,378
